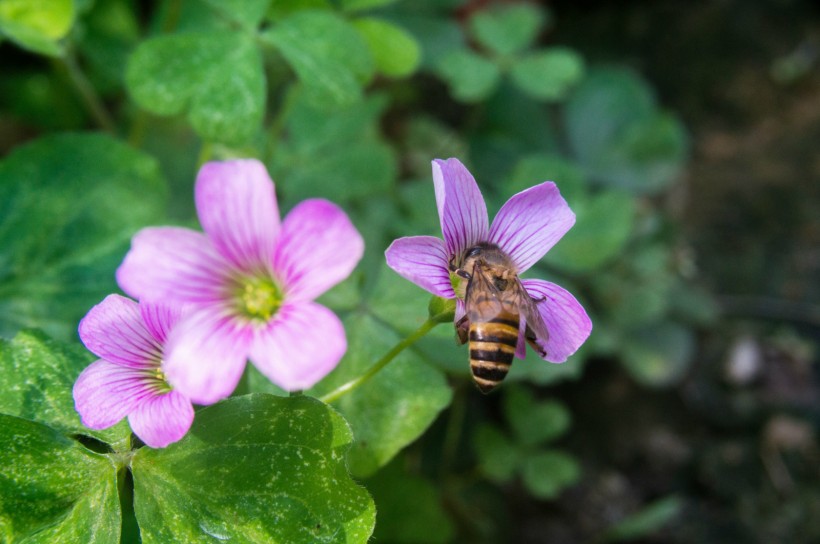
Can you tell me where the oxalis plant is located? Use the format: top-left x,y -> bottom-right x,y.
0,0 -> 698,542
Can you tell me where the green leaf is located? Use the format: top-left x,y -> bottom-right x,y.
474,424 -> 520,484
267,0 -> 332,19
0,330 -> 130,446
366,459 -> 455,544
0,0 -> 74,56
354,17 -> 420,77
126,31 -> 265,144
621,322 -> 695,387
503,154 -> 586,206
469,3 -> 545,57
285,91 -> 388,153
510,47 -> 585,102
436,48 -> 501,102
544,189 -> 636,273
0,414 -> 120,542
0,133 -> 167,340
565,68 -> 655,165
132,394 -> 375,542
341,0 -> 397,12
309,313 -> 452,478
594,245 -> 674,327
520,450 -> 580,499
601,495 -> 683,542
264,10 -> 374,109
564,68 -> 688,194
595,112 -> 689,194
390,13 -> 463,70
274,93 -> 396,204
283,140 -> 396,203
503,386 -> 571,447
201,0 -> 270,28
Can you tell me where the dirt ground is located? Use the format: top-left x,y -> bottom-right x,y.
519,1 -> 820,542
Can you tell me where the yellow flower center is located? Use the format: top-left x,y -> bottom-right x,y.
236,276 -> 282,321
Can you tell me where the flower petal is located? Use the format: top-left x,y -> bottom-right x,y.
521,279 -> 592,363
117,226 -> 231,305
139,301 -> 186,345
78,295 -> 158,369
249,302 -> 346,391
128,390 -> 194,448
163,307 -> 253,405
488,182 -> 575,273
273,199 -> 364,301
195,160 -> 280,272
385,236 -> 454,298
73,359 -> 151,430
432,158 -> 489,258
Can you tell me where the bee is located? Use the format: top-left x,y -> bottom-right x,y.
450,242 -> 549,393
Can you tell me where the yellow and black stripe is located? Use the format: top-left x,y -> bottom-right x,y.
469,312 -> 519,394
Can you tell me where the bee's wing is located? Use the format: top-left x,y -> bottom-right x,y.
513,279 -> 549,344
464,265 -> 504,323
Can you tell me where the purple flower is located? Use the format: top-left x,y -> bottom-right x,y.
73,294 -> 194,448
385,158 -> 591,363
116,159 -> 364,404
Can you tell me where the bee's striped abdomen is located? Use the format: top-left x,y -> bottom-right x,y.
469,311 -> 519,394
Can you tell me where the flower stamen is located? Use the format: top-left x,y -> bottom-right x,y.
235,276 -> 282,321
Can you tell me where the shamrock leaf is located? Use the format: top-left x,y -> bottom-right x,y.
126,31 -> 265,144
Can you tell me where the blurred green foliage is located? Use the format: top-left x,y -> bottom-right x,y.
0,0 -> 710,542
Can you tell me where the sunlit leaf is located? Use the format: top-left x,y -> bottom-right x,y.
0,0 -> 74,56
0,330 -> 130,447
132,394 -> 375,542
309,312 -> 452,478
354,17 -> 420,77
126,31 -> 265,144
0,133 -> 167,340
0,414 -> 120,542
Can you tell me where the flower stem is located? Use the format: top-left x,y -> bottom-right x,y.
59,48 -> 116,133
318,318 -> 439,404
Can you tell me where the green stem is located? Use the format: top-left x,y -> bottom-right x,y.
59,49 -> 116,133
319,318 -> 439,404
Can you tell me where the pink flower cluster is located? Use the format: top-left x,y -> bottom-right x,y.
74,160 -> 363,447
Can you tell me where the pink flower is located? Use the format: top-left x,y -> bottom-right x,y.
385,158 -> 591,364
73,295 -> 194,448
116,159 -> 364,404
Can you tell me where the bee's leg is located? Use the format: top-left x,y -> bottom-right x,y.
525,326 -> 547,357
455,315 -> 470,345
448,255 -> 471,279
